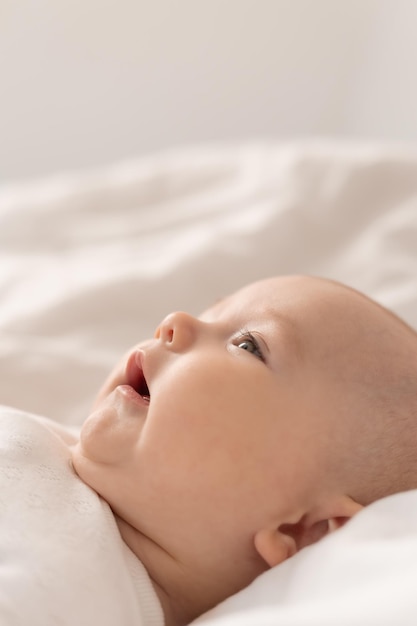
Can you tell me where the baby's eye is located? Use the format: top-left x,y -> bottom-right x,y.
236,332 -> 265,362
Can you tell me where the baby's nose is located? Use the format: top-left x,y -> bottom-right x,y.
154,311 -> 198,352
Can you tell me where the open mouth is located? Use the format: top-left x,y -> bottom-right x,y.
135,369 -> 150,403
125,350 -> 151,405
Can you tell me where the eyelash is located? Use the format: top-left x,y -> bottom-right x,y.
235,330 -> 266,363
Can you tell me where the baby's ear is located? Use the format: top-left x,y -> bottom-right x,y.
254,518 -> 329,568
254,527 -> 298,568
254,495 -> 363,568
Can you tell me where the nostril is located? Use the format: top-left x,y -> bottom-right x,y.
154,321 -> 174,344
156,311 -> 194,350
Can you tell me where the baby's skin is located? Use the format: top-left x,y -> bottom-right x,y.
71,275 -> 417,626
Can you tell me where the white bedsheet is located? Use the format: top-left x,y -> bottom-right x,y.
1,141 -> 417,624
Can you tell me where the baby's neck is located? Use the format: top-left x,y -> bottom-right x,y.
114,513 -> 192,626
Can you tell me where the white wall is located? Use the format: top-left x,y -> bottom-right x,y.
1,0 -> 416,182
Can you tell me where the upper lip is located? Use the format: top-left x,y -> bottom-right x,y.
125,350 -> 150,401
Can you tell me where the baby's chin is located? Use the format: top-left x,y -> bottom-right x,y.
70,426 -> 141,523
70,429 -> 119,494
70,441 -> 115,506
75,388 -> 144,469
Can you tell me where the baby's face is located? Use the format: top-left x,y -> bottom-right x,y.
71,275 -> 363,591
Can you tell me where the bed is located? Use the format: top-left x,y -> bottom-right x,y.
1,141 -> 417,624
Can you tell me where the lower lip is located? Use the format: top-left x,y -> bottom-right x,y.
117,384 -> 149,407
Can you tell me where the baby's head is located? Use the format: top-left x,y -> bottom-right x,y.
71,275 -> 417,625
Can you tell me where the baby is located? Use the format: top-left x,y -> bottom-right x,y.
2,275 -> 417,626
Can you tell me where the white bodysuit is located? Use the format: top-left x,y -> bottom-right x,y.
0,406 -> 164,626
